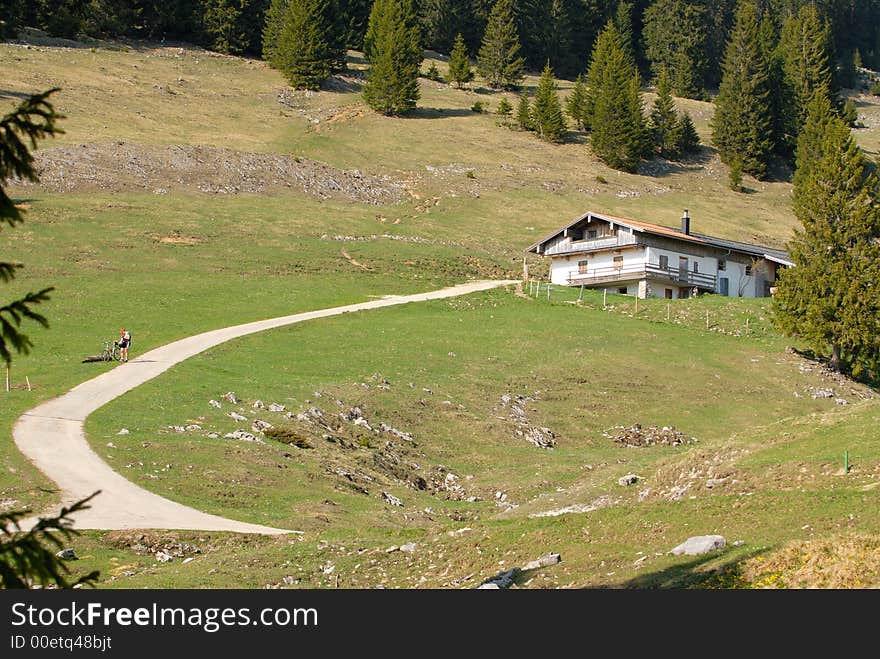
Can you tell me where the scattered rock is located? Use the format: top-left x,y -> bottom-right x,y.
117,428 -> 130,435
523,553 -> 561,570
477,582 -> 501,589
399,542 -> 417,553
223,392 -> 239,404
168,425 -> 186,433
705,478 -> 727,489
155,551 -> 174,562
835,398 -> 848,405
252,400 -> 265,409
106,442 -> 116,448
618,474 -> 639,486
605,423 -> 697,447
268,403 -> 286,412
56,549 -> 77,560
208,399 -> 222,409
228,412 -> 247,422
478,567 -> 520,589
669,535 -> 727,556
252,419 -> 274,433
223,430 -> 264,443
732,540 -> 745,547
529,495 -> 618,518
206,432 -> 220,439
382,492 -> 403,507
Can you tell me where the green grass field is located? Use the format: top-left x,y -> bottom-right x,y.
2,37 -> 879,588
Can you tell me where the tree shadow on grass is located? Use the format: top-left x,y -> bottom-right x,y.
0,90 -> 37,101
606,549 -> 763,589
406,107 -> 480,119
636,147 -> 714,178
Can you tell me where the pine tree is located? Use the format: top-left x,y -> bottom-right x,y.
516,90 -> 533,130
0,89 -> 62,365
532,62 -> 566,143
650,68 -> 678,158
773,107 -> 880,376
275,0 -> 335,90
672,110 -> 700,156
589,23 -> 647,172
711,0 -> 773,179
362,0 -> 422,115
792,88 -> 835,192
779,5 -> 835,145
477,0 -> 525,90
448,32 -> 474,88
565,74 -> 590,131
496,96 -> 513,116
262,0 -> 289,66
758,12 -> 787,155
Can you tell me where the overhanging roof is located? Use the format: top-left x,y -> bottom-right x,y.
526,210 -> 790,263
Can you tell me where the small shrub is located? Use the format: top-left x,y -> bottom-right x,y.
596,175 -> 608,184
842,99 -> 859,127
471,101 -> 486,113
729,157 -> 744,192
424,63 -> 443,82
264,426 -> 312,448
496,97 -> 513,116
466,170 -> 476,179
871,80 -> 880,96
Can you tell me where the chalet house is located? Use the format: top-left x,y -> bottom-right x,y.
526,210 -> 792,299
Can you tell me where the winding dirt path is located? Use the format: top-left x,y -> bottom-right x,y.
14,280 -> 516,534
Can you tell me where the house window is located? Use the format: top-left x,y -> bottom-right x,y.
745,264 -> 753,276
665,288 -> 673,299
578,259 -> 589,274
613,255 -> 623,270
618,287 -> 628,294
693,261 -> 699,273
587,230 -> 597,239
718,259 -> 726,271
659,255 -> 669,269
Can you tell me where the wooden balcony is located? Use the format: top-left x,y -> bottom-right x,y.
543,233 -> 638,256
567,263 -> 717,290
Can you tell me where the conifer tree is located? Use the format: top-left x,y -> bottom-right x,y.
532,62 -> 565,143
477,0 -> 525,90
516,90 -> 533,130
565,74 -> 590,131
711,0 -> 773,179
448,32 -> 474,88
779,5 -> 835,145
275,0 -> 335,90
362,0 -> 422,115
1,89 -> 62,364
613,1 -> 635,70
773,106 -> 880,376
791,88 -> 835,192
589,22 -> 647,172
758,12 -> 787,155
262,0 -> 289,66
643,0 -> 711,98
672,110 -> 700,156
650,68 -> 678,158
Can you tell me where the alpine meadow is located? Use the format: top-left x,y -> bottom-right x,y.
1,0 -> 880,594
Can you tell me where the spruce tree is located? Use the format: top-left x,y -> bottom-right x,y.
1,89 -> 62,364
672,110 -> 700,156
650,68 -> 678,158
477,0 -> 525,90
362,0 -> 422,116
589,23 -> 647,172
613,1 -> 635,70
276,0 -> 335,90
532,62 -> 565,143
516,90 -> 533,130
565,74 -> 590,131
711,0 -> 773,179
791,88 -> 835,192
262,0 -> 289,66
773,108 -> 880,376
779,5 -> 835,145
642,0 -> 711,98
758,12 -> 786,155
448,32 -> 474,88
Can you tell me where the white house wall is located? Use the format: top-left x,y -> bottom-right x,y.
549,247 -> 646,285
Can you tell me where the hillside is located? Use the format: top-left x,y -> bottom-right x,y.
2,37 -> 880,589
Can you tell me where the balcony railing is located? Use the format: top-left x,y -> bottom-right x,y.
544,233 -> 638,256
567,263 -> 717,290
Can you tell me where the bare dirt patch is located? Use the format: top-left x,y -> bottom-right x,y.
17,142 -> 405,204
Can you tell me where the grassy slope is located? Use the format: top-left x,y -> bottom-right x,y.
2,40 -> 879,587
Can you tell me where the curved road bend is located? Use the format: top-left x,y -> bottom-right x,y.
14,280 -> 517,534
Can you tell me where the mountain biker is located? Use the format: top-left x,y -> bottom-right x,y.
119,328 -> 131,362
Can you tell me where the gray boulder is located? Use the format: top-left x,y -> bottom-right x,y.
523,553 -> 561,570
618,474 -> 639,486
669,535 -> 726,556
56,548 -> 77,560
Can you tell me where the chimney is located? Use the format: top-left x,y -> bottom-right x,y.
681,209 -> 690,235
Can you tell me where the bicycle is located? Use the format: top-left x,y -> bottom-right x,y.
99,340 -> 121,362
